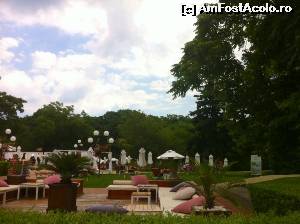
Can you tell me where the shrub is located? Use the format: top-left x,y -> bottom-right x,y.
0,161 -> 9,176
0,210 -> 300,224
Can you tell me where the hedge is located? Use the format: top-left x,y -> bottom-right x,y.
0,210 -> 300,224
248,178 -> 300,215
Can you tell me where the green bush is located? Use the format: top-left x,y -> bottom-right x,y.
248,178 -> 300,215
0,210 -> 300,224
0,161 -> 9,176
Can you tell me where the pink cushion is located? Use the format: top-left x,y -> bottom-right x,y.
0,180 -> 9,187
131,175 -> 149,186
43,175 -> 61,185
192,194 -> 200,199
172,196 -> 206,214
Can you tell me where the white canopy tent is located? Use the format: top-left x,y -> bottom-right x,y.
157,150 -> 184,160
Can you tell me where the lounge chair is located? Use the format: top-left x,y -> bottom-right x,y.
0,185 -> 20,205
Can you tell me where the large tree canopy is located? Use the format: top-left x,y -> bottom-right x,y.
0,91 -> 26,120
169,0 -> 300,172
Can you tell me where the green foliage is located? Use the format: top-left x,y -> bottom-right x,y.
84,173 -> 154,188
1,210 -> 300,224
0,91 -> 26,121
84,174 -> 131,188
45,152 -> 91,183
248,177 -> 300,215
169,1 -> 300,173
0,161 -> 9,176
180,171 -> 250,185
191,164 -> 226,209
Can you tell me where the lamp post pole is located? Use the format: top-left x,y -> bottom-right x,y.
87,130 -> 114,174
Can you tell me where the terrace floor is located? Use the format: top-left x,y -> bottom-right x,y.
1,188 -> 161,213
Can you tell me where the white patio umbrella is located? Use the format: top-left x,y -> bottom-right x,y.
195,153 -> 200,165
147,151 -> 153,165
157,150 -> 184,160
138,147 -> 147,167
92,156 -> 99,171
111,158 -> 119,164
126,156 -> 132,164
185,155 -> 189,164
120,150 -> 127,165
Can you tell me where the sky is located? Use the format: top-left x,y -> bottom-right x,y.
0,0 -> 214,116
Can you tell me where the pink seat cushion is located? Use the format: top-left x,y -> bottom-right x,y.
44,175 -> 61,185
131,175 -> 149,186
172,195 -> 206,214
0,180 -> 9,187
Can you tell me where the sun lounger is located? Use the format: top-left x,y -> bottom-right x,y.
107,184 -> 137,199
0,185 -> 20,205
112,180 -> 133,185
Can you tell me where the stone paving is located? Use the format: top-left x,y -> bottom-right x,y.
2,175 -> 298,214
244,174 -> 300,184
1,188 -> 129,212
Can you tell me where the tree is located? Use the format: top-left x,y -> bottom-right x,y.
169,0 -> 300,172
0,91 -> 26,120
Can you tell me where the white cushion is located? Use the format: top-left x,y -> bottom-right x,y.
106,185 -> 137,191
173,187 -> 196,200
113,180 -> 133,185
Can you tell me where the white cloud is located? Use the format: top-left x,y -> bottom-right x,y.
150,79 -> 171,92
0,0 -> 108,36
0,37 -> 20,64
0,0 -> 201,115
31,51 -> 57,70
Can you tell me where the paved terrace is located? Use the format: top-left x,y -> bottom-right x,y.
1,188 -> 161,213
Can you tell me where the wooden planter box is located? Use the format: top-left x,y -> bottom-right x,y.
192,206 -> 232,216
6,175 -> 26,185
71,178 -> 84,195
47,183 -> 77,212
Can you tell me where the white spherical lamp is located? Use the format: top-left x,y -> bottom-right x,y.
10,136 -> 16,142
108,137 -> 114,144
78,139 -> 81,143
93,130 -> 99,136
87,137 -> 93,143
104,131 -> 109,136
5,128 -> 12,135
74,144 -> 78,148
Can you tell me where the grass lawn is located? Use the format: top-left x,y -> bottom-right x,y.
83,174 -> 130,188
84,171 -> 250,188
248,177 -> 300,197
248,177 -> 300,214
179,171 -> 251,184
1,210 -> 300,224
83,173 -> 154,188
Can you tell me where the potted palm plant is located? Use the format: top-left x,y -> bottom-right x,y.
186,164 -> 233,215
45,152 -> 91,212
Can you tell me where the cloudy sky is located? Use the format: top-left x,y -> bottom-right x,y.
0,0 -> 214,116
